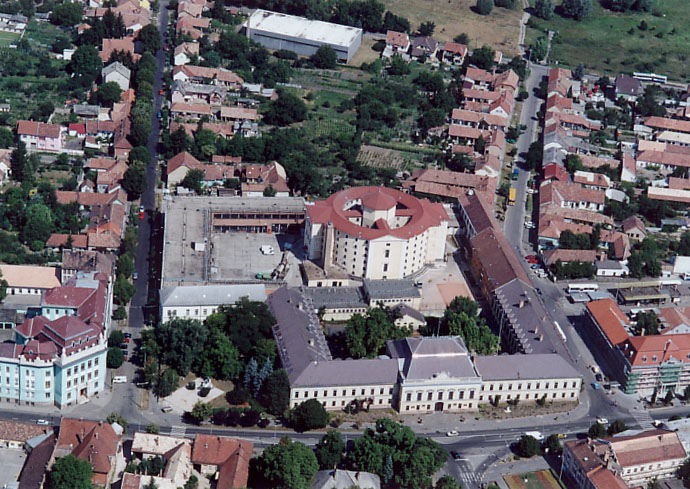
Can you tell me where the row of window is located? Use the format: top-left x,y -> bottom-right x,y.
623,461 -> 679,475
313,398 -> 392,409
478,391 -> 576,401
167,307 -> 215,318
405,390 -> 476,402
66,371 -> 98,388
482,380 -> 578,391
66,358 -> 99,378
293,387 -> 394,399
404,403 -> 474,411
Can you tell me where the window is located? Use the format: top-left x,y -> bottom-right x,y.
383,264 -> 388,272
554,382 -> 559,389
406,392 -> 412,401
417,392 -> 422,401
295,391 -> 299,399
427,392 -> 433,401
459,391 -> 464,399
449,391 -> 454,400
333,390 -> 337,396
469,391 -> 475,399
437,392 -> 443,400
385,250 -> 390,258
67,380 -> 71,388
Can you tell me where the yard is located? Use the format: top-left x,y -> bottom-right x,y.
504,470 -> 565,489
381,0 -> 522,54
0,31 -> 19,47
527,0 -> 690,81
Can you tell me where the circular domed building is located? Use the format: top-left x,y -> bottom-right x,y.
304,186 -> 449,279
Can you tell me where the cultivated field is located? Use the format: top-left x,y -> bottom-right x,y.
504,470 -> 564,489
381,0 -> 522,54
0,31 -> 18,47
528,0 -> 690,81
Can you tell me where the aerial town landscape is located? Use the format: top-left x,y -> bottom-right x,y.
2,0 -> 690,488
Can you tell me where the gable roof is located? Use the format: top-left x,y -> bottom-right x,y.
57,419 -> 121,480
385,30 -> 409,48
586,298 -> 630,346
167,151 -> 202,174
191,435 -> 253,488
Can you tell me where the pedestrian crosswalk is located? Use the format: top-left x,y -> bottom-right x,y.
630,408 -> 654,429
169,425 -> 186,437
457,470 -> 480,486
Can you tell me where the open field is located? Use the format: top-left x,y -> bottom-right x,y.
381,0 -> 522,54
504,470 -> 564,489
527,0 -> 690,81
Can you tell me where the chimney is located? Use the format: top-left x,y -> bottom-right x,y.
519,299 -> 524,308
539,334 -> 543,342
534,326 -> 539,335
95,431 -> 99,440
308,339 -> 314,346
204,443 -> 208,449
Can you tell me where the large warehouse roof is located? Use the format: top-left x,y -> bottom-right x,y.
247,9 -> 362,48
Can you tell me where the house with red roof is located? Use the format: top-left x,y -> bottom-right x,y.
191,434 -> 253,488
441,41 -> 467,65
16,120 -> 63,152
55,418 -> 123,486
383,30 -> 410,58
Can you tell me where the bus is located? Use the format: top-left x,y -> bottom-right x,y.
567,283 -> 599,294
508,188 -> 516,206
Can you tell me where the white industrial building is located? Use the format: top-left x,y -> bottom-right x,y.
159,284 -> 267,321
245,9 -> 362,62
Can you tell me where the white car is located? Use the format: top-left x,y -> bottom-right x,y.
36,419 -> 50,425
597,417 -> 609,425
260,245 -> 275,255
446,430 -> 459,437
524,221 -> 535,229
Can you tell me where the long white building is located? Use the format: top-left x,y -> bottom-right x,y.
246,9 -> 362,62
304,186 -> 449,280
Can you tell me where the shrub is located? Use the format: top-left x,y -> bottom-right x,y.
240,409 -> 261,427
257,417 -> 270,428
227,385 -> 251,405
186,381 -> 196,390
476,0 -> 494,15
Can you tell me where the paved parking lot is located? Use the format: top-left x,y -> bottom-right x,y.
0,448 -> 26,488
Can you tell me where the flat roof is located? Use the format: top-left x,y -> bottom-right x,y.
160,284 -> 267,307
475,353 -> 580,380
303,286 -> 367,310
363,279 -> 420,300
247,9 -> 362,48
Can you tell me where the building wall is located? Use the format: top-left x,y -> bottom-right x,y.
54,347 -> 107,407
290,383 -> 395,410
477,377 -> 581,405
168,166 -> 190,187
398,380 -> 481,413
161,303 -> 222,322
248,29 -> 361,62
620,457 -> 685,487
0,359 -> 54,405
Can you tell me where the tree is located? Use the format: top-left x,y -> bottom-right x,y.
454,33 -> 470,44
258,369 -> 290,415
157,368 -> 179,397
440,297 -> 498,355
388,55 -> 410,76
290,399 -> 329,432
189,401 -> 213,424
69,45 -> 103,88
315,430 -> 345,469
310,45 -> 337,69
244,357 -> 259,389
517,435 -> 541,457
180,168 -> 204,193
469,45 -> 495,70
107,347 -> 124,369
108,330 -> 125,347
263,184 -> 277,197
145,423 -> 160,434
114,276 -> 136,306
129,146 -> 152,166
529,35 -> 548,63
48,455 -> 93,489
21,204 -> 53,248
663,389 -> 674,406
679,459 -> 690,485
264,90 -> 307,126
117,254 -> 134,279
534,0 -> 554,19
561,0 -> 592,20
525,141 -> 543,171
51,2 -> 83,26
544,434 -> 562,454
138,24 -> 161,53
10,141 -> 27,182
565,153 -> 583,173
345,307 -> 410,359
574,63 -> 585,80
95,81 -> 123,108
635,311 -> 658,336
495,0 -> 516,6
476,0 -> 494,15
607,419 -> 629,435
382,11 -> 410,32
257,436 -> 318,489
107,412 -> 128,432
435,475 -> 461,489
0,269 -> 7,302
418,21 -> 435,36
122,160 -> 148,198
588,422 -> 607,438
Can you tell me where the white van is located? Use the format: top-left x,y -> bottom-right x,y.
113,376 -> 127,384
524,431 -> 544,441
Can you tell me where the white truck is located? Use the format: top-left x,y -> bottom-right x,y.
524,431 -> 544,441
113,376 -> 127,384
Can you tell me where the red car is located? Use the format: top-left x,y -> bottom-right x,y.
163,45 -> 168,51
159,88 -> 164,95
124,338 -> 130,343
139,205 -> 145,220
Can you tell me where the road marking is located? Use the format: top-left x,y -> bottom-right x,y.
169,425 -> 186,437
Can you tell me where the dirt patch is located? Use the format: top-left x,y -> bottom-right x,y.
329,409 -> 401,428
381,0 -> 522,54
478,401 -> 578,420
348,37 -> 382,67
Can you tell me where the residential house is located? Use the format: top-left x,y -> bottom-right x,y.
240,162 -> 290,196
171,80 -> 226,105
174,42 -> 199,66
383,30 -> 410,58
191,434 -> 253,488
55,418 -> 123,487
219,106 -> 258,123
644,116 -> 690,135
0,13 -> 27,34
409,36 -> 437,60
0,264 -> 60,296
172,65 -> 243,89
615,75 -> 642,102
167,151 -> 203,186
595,260 -> 628,277
16,121 -> 62,152
160,284 -> 266,322
402,168 -> 496,204
542,249 -> 597,268
440,41 -> 467,65
312,469 -> 380,489
99,37 -> 140,63
170,102 -> 213,120
0,148 -> 11,183
573,170 -> 611,190
0,420 -> 52,449
73,104 -> 101,120
622,215 -> 646,241
101,61 -> 131,91
170,121 -> 234,139
17,432 -> 56,489
68,123 -> 87,138
539,180 -> 605,212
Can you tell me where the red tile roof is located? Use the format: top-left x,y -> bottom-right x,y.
586,298 -> 630,346
385,30 -> 409,48
167,151 -> 202,175
645,116 -> 690,134
16,120 -> 61,139
57,419 -> 121,482
191,434 -> 253,489
610,429 -> 686,467
443,41 -> 467,56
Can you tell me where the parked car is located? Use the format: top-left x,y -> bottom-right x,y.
446,430 -> 459,437
592,382 -> 600,390
124,338 -> 130,343
597,417 -> 608,425
450,451 -> 462,460
595,373 -> 603,382
531,264 -> 541,269
36,419 -> 50,425
159,88 -> 164,95
132,272 -> 138,280
123,333 -> 132,338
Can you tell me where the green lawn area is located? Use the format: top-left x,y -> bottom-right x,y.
504,470 -> 564,489
527,0 -> 690,81
0,31 -> 19,47
23,20 -> 65,49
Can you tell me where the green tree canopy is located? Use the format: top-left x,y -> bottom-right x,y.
137,24 -> 161,53
439,297 -> 498,354
21,203 -> 53,248
469,44 -> 495,70
95,81 -> 123,108
534,0 -> 554,17
48,454 -> 93,489
256,436 -> 319,489
180,168 -> 205,193
51,2 -> 83,26
561,0 -> 592,20
69,45 -> 103,88
258,369 -> 290,415
107,347 -> 124,369
344,307 -> 409,359
315,430 -> 345,469
635,311 -> 658,336
476,0 -> 494,15
122,160 -> 148,198
290,399 -> 329,432
157,368 -> 179,397
264,90 -> 307,126
517,435 -> 542,457
310,45 -> 338,69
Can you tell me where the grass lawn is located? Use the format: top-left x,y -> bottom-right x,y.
504,470 -> 564,489
381,0 -> 521,54
0,31 -> 19,47
23,20 -> 64,49
527,0 -> 690,81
